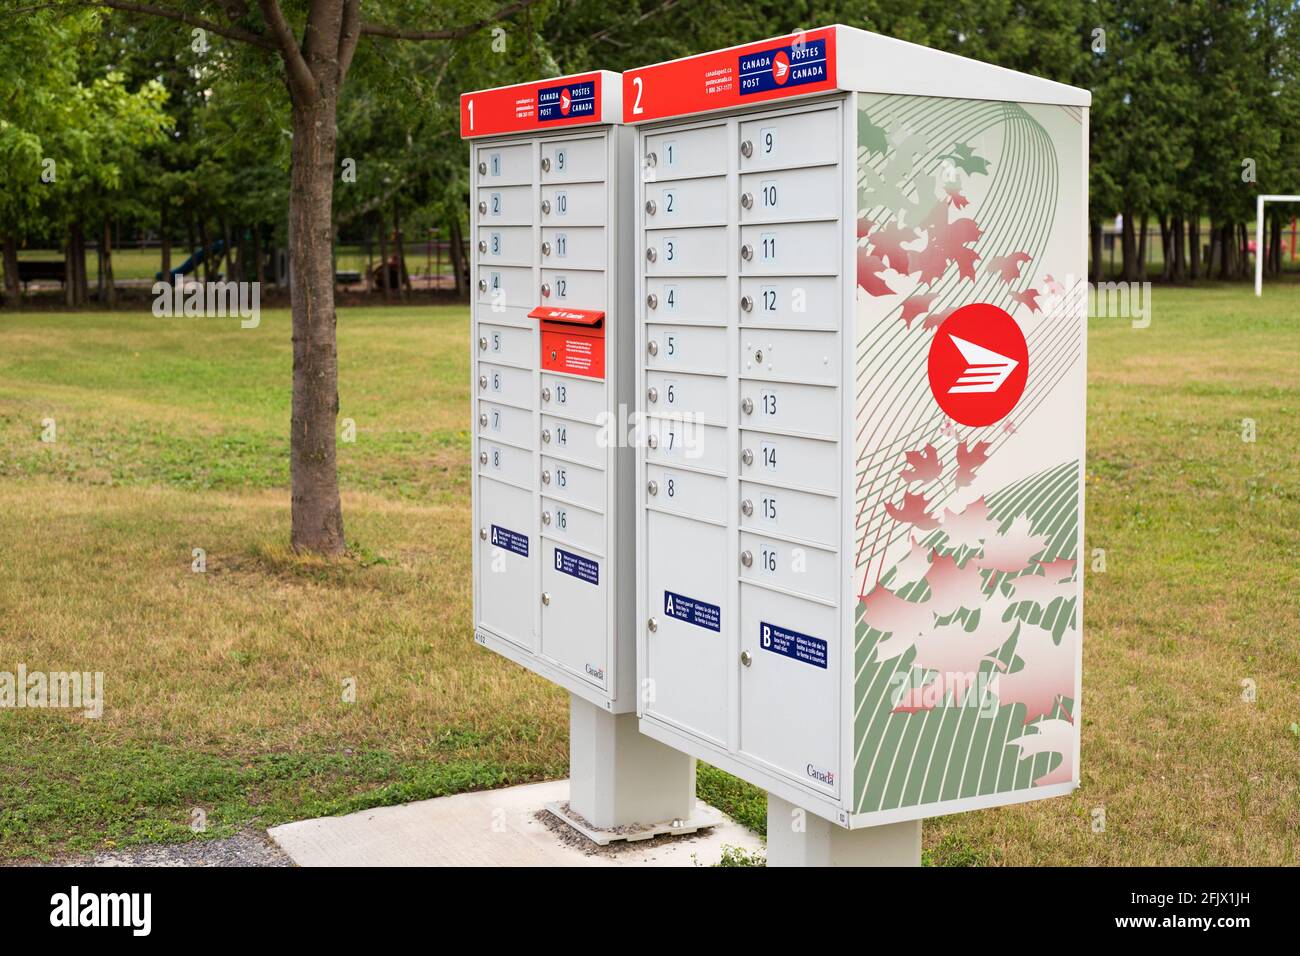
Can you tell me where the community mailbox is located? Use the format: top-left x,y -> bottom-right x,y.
626,26 -> 1090,830
462,72 -> 639,712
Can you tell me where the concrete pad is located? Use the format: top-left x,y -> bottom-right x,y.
268,780 -> 764,867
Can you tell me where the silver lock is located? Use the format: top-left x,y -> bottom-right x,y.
541,386 -> 552,402
741,448 -> 754,466
647,617 -> 659,633
478,412 -> 488,427
477,200 -> 487,214
645,199 -> 657,215
478,451 -> 489,465
740,139 -> 753,158
478,374 -> 488,389
542,428 -> 552,444
646,247 -> 658,263
741,498 -> 754,516
477,161 -> 487,175
477,240 -> 487,253
479,527 -> 487,540
541,241 -> 551,256
541,470 -> 551,484
647,387 -> 658,404
647,434 -> 659,449
740,294 -> 754,312
541,592 -> 551,606
647,480 -> 659,496
740,650 -> 753,667
477,278 -> 488,293
647,340 -> 659,357
645,152 -> 658,168
542,511 -> 552,525
754,349 -> 764,364
540,157 -> 551,172
741,192 -> 754,209
478,336 -> 488,350
740,550 -> 753,567
741,244 -> 754,261
741,397 -> 754,415
541,282 -> 551,298
540,199 -> 552,214
646,293 -> 659,310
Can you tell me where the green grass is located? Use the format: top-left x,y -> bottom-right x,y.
0,286 -> 1297,864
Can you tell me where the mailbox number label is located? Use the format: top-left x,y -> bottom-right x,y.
554,148 -> 567,173
761,494 -> 778,521
664,285 -> 679,312
554,191 -> 568,216
554,382 -> 568,404
489,153 -> 501,176
760,389 -> 777,416
555,233 -> 568,258
761,284 -> 777,313
663,237 -> 678,263
489,232 -> 502,256
760,180 -> 778,210
664,140 -> 679,168
761,232 -> 777,262
555,275 -> 568,299
759,128 -> 776,158
489,192 -> 502,216
663,189 -> 677,216
761,441 -> 777,470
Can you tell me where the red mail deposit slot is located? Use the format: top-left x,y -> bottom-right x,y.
529,306 -> 606,380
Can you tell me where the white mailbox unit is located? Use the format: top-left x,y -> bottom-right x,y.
462,73 -> 698,833
626,26 -> 1090,847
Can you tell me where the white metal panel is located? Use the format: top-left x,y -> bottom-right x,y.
644,176 -> 728,228
645,370 -> 728,426
477,225 -> 533,266
739,275 -> 840,328
644,227 -> 728,277
540,413 -> 605,469
476,265 -> 533,312
542,497 -> 605,556
540,268 -> 606,309
477,143 -> 532,184
540,373 -> 605,423
478,478 -> 535,650
739,221 -> 840,276
541,136 -> 607,183
477,185 -> 533,224
644,277 -> 728,324
542,455 -> 606,511
645,418 -> 728,473
541,182 -> 605,225
739,108 -> 840,171
739,329 -> 840,386
540,540 -> 608,687
478,439 -> 532,486
643,124 -> 728,180
477,362 -> 533,410
738,379 -> 838,438
739,165 -> 841,223
738,533 -> 838,603
645,464 -> 728,522
739,481 -> 838,549
477,400 -> 533,450
540,226 -> 606,270
476,322 -> 533,369
739,429 -> 838,493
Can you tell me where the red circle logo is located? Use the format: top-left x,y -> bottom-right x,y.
772,51 -> 790,85
559,89 -> 571,115
926,303 -> 1028,427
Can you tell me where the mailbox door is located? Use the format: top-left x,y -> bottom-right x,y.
478,477 -> 535,651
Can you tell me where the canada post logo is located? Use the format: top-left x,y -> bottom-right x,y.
538,80 -> 596,122
738,37 -> 828,95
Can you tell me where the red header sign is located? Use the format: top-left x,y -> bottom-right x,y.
461,73 -> 604,138
623,27 -> 838,124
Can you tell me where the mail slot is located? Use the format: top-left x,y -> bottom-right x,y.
645,227 -> 727,277
477,185 -> 533,224
531,306 -> 606,380
477,143 -> 532,184
540,226 -> 606,270
740,329 -> 840,386
643,124 -> 728,181
738,276 -> 840,328
643,176 -> 728,228
541,182 -> 605,225
738,379 -> 838,439
739,220 -> 840,276
644,277 -> 728,324
541,136 -> 607,183
738,108 -> 840,171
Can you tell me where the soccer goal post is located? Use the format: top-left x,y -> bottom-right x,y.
1255,194 -> 1300,296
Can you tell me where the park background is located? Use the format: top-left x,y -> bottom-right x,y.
0,0 -> 1297,865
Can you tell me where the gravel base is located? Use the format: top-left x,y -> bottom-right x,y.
535,804 -> 710,859
31,829 -> 293,868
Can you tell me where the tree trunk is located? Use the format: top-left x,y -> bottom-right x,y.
449,215 -> 468,298
287,93 -> 346,555
1188,216 -> 1201,280
1171,216 -> 1186,281
253,226 -> 265,288
394,201 -> 410,298
1137,212 -> 1149,281
1158,214 -> 1171,281
1120,208 -> 1138,282
2,233 -> 20,307
102,219 -> 116,308
377,219 -> 391,301
161,203 -> 172,279
199,220 -> 213,284
222,219 -> 234,281
1272,214 -> 1283,275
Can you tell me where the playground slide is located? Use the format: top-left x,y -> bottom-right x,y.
155,239 -> 224,280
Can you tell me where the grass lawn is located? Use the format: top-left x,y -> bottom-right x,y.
0,286 -> 1297,865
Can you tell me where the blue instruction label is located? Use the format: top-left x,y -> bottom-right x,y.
759,621 -> 827,669
489,524 -> 529,557
554,548 -> 599,586
663,590 -> 721,632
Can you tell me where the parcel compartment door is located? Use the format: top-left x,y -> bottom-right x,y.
477,477 -> 535,651
541,540 -> 608,689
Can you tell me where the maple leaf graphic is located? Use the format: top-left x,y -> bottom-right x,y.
1037,557 -> 1077,581
913,203 -> 981,285
939,142 -> 991,176
912,599 -> 1019,699
996,628 -> 1076,725
889,535 -> 934,586
859,584 -> 933,661
1042,273 -> 1065,297
856,245 -> 895,297
939,497 -> 999,551
856,216 -> 874,239
954,440 -> 991,488
900,292 -> 938,329
1007,557 -> 1078,609
884,491 -> 940,529
985,251 -> 1032,283
1010,288 -> 1041,313
1006,718 -> 1075,785
898,443 -> 942,484
923,551 -> 990,617
858,110 -> 889,156
921,305 -> 956,332
977,516 -> 1050,574
867,222 -> 917,274
944,185 -> 969,209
